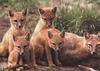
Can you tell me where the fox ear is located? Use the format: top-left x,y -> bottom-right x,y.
52,7 -> 57,13
48,31 -> 53,39
84,32 -> 90,39
60,30 -> 65,38
9,10 -> 14,17
39,8 -> 45,15
97,32 -> 100,39
22,8 -> 28,16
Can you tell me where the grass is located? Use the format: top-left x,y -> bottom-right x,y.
0,0 -> 99,35
55,6 -> 100,35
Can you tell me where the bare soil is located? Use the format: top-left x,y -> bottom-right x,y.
0,61 -> 81,71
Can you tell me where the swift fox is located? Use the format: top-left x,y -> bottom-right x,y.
59,32 -> 100,65
30,28 -> 65,67
7,34 -> 30,69
31,7 -> 57,38
0,9 -> 28,57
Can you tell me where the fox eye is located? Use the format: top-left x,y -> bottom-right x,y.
20,19 -> 24,22
96,44 -> 100,48
14,20 -> 17,22
23,45 -> 27,48
88,44 -> 92,48
59,42 -> 62,45
17,46 -> 20,48
44,19 -> 46,20
43,18 -> 47,20
52,43 -> 55,45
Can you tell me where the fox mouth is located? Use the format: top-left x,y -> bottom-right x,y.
47,23 -> 52,27
49,46 -> 59,51
16,25 -> 23,29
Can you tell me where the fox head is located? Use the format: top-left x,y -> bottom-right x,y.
13,34 -> 30,55
39,7 -> 57,27
8,9 -> 27,29
48,30 -> 65,51
84,32 -> 100,55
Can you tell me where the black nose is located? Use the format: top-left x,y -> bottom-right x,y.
92,52 -> 96,55
20,53 -> 23,55
47,24 -> 51,27
19,25 -> 22,28
22,53 -> 24,55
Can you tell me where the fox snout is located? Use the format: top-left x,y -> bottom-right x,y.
90,50 -> 96,55
17,23 -> 22,28
19,48 -> 24,55
55,47 -> 59,51
46,21 -> 52,27
89,46 -> 96,55
52,46 -> 59,51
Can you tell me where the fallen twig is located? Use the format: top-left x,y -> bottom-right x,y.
78,65 -> 98,71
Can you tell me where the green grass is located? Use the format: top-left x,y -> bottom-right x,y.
55,7 -> 100,35
0,0 -> 100,35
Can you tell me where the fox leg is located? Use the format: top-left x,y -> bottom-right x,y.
31,47 -> 37,67
54,51 -> 62,66
45,42 -> 55,67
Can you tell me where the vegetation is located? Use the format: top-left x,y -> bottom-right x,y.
0,0 -> 100,35
0,0 -> 38,9
55,7 -> 100,35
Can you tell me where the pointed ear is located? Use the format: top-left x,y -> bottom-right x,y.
97,32 -> 100,39
22,8 -> 28,16
60,30 -> 65,38
25,33 -> 30,41
84,32 -> 90,39
38,8 -> 45,15
48,31 -> 53,39
8,10 -> 14,17
52,7 -> 57,13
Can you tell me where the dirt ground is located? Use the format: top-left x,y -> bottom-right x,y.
0,61 -> 98,71
0,61 -> 81,71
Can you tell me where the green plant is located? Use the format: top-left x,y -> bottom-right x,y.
7,0 -> 38,10
55,7 -> 100,35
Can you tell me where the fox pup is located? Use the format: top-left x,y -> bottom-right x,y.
84,33 -> 100,55
30,28 -> 65,67
0,9 -> 28,57
59,32 -> 100,65
31,7 -> 57,39
7,34 -> 30,69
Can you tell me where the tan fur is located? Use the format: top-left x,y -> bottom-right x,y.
0,9 -> 28,56
31,7 -> 57,39
60,32 -> 91,60
85,33 -> 100,54
8,35 -> 30,69
30,28 -> 64,67
60,32 -> 100,61
54,32 -> 100,66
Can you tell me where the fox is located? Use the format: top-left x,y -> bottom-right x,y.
0,9 -> 28,57
7,34 -> 30,69
84,32 -> 100,55
59,32 -> 100,65
30,7 -> 57,39
30,28 -> 65,67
